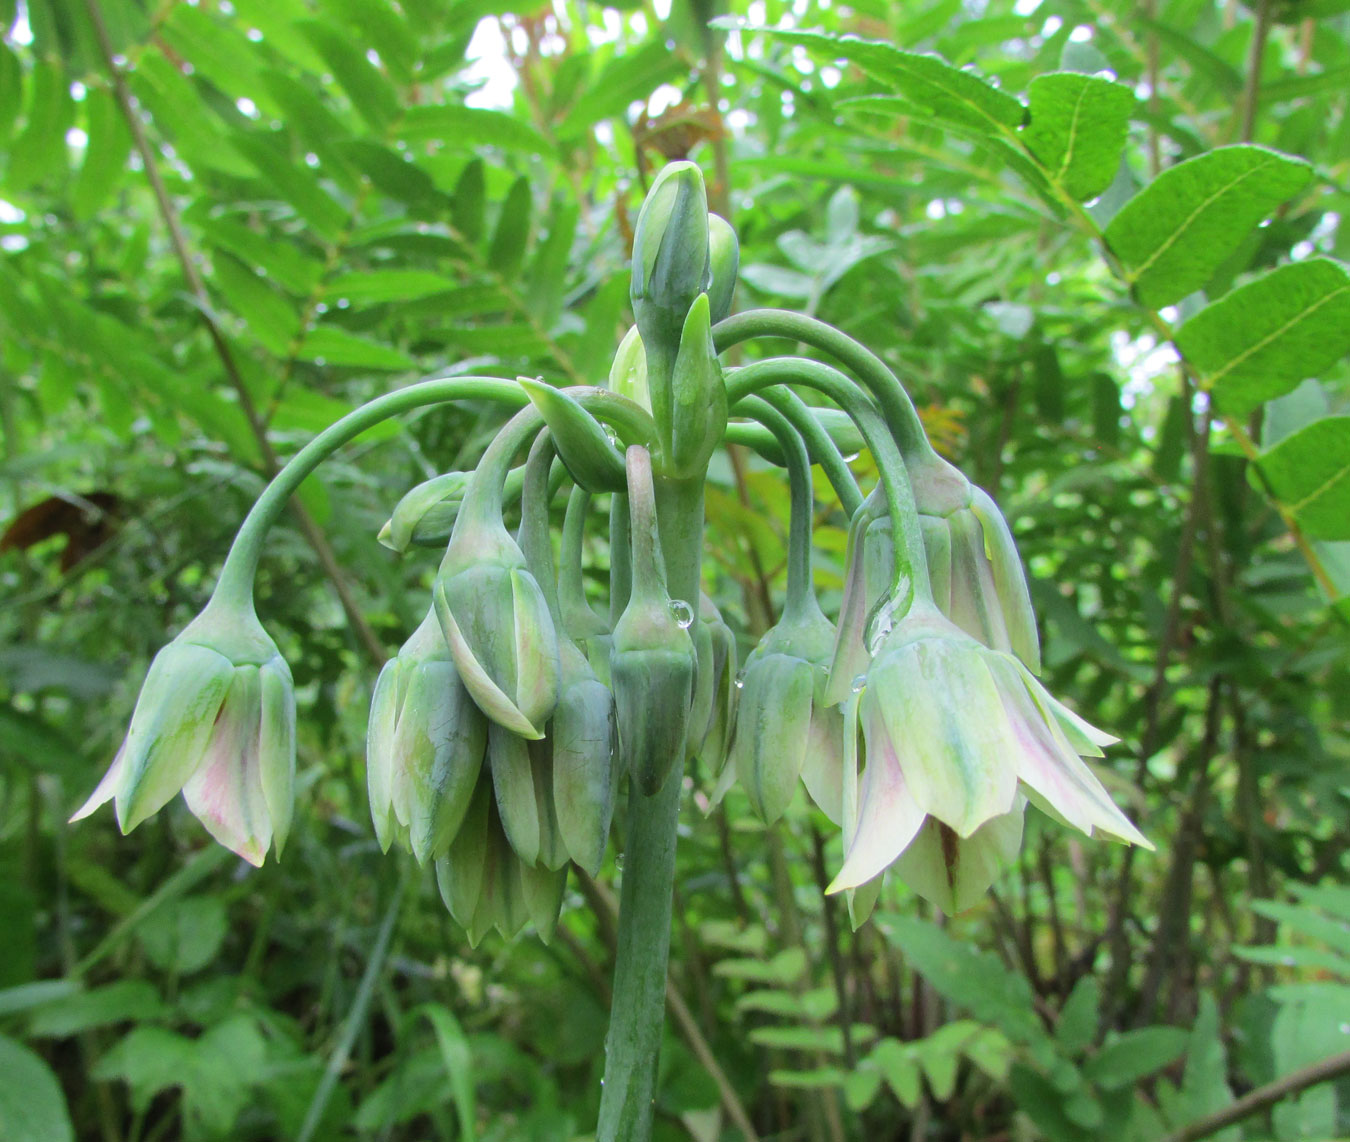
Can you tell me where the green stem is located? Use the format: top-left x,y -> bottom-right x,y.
736,396 -> 817,622
737,388 -> 863,516
713,309 -> 968,514
728,358 -> 932,606
598,471 -> 705,1142
214,377 -> 527,603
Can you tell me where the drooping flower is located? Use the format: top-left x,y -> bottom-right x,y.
830,601 -> 1148,911
366,608 -> 487,864
70,597 -> 295,867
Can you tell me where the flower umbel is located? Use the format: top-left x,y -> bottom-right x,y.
831,601 -> 1149,911
71,596 -> 296,867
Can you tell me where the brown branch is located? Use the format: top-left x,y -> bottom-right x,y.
1161,1050 -> 1350,1142
83,0 -> 386,665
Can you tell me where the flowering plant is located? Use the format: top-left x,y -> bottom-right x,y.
72,161 -> 1147,1142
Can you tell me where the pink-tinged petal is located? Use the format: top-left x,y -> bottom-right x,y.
182,667 -> 271,867
968,487 -> 1041,673
894,800 -> 1025,915
116,643 -> 236,832
823,503 -> 875,707
990,659 -> 1150,848
829,698 -> 925,892
948,508 -> 1013,655
1012,659 -> 1118,753
258,658 -> 296,857
871,640 -> 1019,836
799,701 -> 847,826
70,740 -> 129,823
435,579 -> 543,739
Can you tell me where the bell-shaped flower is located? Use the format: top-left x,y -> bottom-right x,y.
548,642 -> 618,877
367,608 -> 487,864
434,519 -> 561,741
688,593 -> 737,773
830,601 -> 1148,910
729,600 -> 843,825
435,771 -> 568,947
610,446 -> 696,795
70,596 -> 295,867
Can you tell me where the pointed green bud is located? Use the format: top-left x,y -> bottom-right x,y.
518,378 -> 627,494
730,600 -> 840,824
520,860 -> 568,944
630,161 -> 711,360
691,594 -> 738,773
367,609 -> 488,864
549,643 -> 617,876
378,472 -> 469,553
610,445 -> 696,795
707,213 -> 739,325
435,524 -> 562,739
488,725 -> 543,867
609,326 -> 651,413
668,293 -> 728,478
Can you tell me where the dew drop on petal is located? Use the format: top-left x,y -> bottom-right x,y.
734,670 -> 746,690
615,852 -> 625,870
669,599 -> 694,628
851,674 -> 867,693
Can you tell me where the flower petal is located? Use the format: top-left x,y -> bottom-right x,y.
182,667 -> 271,866
829,698 -> 925,892
870,639 -> 1019,836
69,740 -> 129,823
258,658 -> 296,857
116,643 -> 237,832
893,801 -> 1025,914
366,659 -> 402,852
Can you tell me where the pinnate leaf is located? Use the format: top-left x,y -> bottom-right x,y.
1022,73 -> 1135,201
1104,145 -> 1312,308
1177,258 -> 1350,417
1258,416 -> 1350,540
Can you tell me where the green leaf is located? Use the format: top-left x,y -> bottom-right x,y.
711,947 -> 807,984
451,158 -> 486,245
1177,258 -> 1350,417
421,1005 -> 477,1142
327,269 -> 459,304
736,986 -> 838,1021
880,915 -> 1045,1044
1021,73 -> 1135,201
1055,976 -> 1100,1056
751,1025 -> 852,1053
555,39 -> 683,138
8,59 -> 74,191
1258,416 -> 1350,540
300,19 -> 400,131
488,175 -> 533,278
136,896 -> 228,974
297,326 -> 417,370
1104,145 -> 1313,308
398,104 -> 552,154
868,1038 -> 922,1108
526,196 -> 578,331
229,133 -> 347,239
28,981 -> 167,1037
130,54 -> 255,179
761,28 -> 1026,134
0,1033 -> 74,1142
1253,897 -> 1350,958
212,253 -> 301,356
0,979 -> 80,1018
1083,1027 -> 1190,1089
72,87 -> 131,221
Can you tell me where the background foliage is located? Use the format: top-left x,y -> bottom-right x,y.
2,0 -> 1349,1139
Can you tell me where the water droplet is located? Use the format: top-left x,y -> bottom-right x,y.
615,853 -> 625,870
1340,1023 -> 1350,1034
669,598 -> 694,628
734,670 -> 746,690
864,588 -> 910,655
605,429 -> 620,448
851,674 -> 867,693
